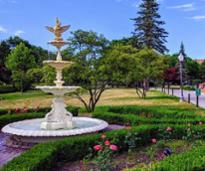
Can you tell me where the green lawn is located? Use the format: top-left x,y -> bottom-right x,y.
0,90 -> 50,101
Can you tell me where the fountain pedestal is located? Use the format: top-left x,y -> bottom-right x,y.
41,96 -> 74,130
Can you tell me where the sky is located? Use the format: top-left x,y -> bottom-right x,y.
0,0 -> 205,58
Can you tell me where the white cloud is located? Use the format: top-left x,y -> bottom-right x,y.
14,30 -> 25,36
168,3 -> 196,11
0,26 -> 7,33
191,15 -> 205,20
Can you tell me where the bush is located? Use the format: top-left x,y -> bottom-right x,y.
92,106 -> 205,125
0,85 -> 16,94
2,125 -> 205,171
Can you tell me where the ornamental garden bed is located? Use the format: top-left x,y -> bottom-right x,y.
54,139 -> 198,171
1,100 -> 205,171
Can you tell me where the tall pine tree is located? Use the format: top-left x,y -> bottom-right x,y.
132,0 -> 168,54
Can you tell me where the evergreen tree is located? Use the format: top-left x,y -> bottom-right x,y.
132,0 -> 168,54
179,42 -> 186,57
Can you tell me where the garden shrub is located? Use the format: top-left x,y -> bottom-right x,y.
0,85 -> 16,94
0,106 -> 79,116
93,106 -> 205,125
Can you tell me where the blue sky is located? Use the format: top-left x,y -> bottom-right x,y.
0,0 -> 205,58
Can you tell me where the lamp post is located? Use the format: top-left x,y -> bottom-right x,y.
178,53 -> 184,102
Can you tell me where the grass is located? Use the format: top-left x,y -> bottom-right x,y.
0,89 -> 202,111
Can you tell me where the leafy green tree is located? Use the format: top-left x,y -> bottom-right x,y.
0,41 -> 12,84
134,48 -> 168,97
64,30 -> 109,112
6,43 -> 36,92
102,44 -> 140,87
132,0 -> 168,54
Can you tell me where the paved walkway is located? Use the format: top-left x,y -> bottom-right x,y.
0,132 -> 26,168
162,89 -> 205,109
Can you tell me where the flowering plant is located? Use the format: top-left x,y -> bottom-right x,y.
92,134 -> 118,171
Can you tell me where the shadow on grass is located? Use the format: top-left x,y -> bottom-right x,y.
144,96 -> 179,100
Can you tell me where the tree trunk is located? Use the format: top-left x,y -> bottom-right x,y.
143,79 -> 149,91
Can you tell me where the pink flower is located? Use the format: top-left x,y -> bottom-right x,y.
198,122 -> 203,125
166,127 -> 173,132
151,138 -> 157,144
105,140 -> 110,146
23,107 -> 28,113
93,145 -> 102,151
101,134 -> 106,139
109,144 -> 118,151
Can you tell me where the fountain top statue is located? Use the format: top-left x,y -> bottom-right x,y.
46,18 -> 70,49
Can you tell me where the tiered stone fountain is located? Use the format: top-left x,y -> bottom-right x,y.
1,19 -> 108,146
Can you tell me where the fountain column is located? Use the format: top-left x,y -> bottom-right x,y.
38,18 -> 77,130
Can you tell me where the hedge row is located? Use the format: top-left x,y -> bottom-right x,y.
107,105 -> 201,119
2,125 -> 205,171
92,106 -> 205,125
0,85 -> 16,94
0,106 -> 79,116
0,106 -> 79,128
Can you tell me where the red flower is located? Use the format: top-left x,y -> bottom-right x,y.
93,145 -> 102,151
15,108 -> 20,113
198,122 -> 203,125
166,127 -> 173,132
105,140 -> 110,146
101,134 -> 106,139
109,144 -> 118,151
151,138 -> 157,144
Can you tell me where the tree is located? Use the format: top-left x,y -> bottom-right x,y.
6,43 -> 36,92
179,42 -> 186,57
134,48 -> 167,97
64,30 -> 109,112
0,41 -> 12,84
132,0 -> 168,54
102,44 -> 140,87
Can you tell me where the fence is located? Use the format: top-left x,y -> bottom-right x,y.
159,87 -> 201,108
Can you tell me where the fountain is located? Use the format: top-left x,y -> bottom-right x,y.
1,19 -> 108,146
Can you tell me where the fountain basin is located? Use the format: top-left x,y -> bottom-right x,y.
2,117 -> 108,145
43,60 -> 73,70
36,86 -> 79,96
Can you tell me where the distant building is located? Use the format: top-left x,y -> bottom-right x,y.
194,59 -> 205,64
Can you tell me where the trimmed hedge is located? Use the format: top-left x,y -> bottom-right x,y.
93,106 -> 205,125
0,106 -> 79,128
2,125 -> 205,171
0,85 -> 16,94
0,106 -> 79,116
